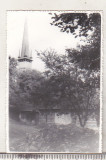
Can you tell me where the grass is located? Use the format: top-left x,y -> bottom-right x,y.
9,118 -> 99,152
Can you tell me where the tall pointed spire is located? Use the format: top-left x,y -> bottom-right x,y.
18,18 -> 32,70
21,19 -> 30,58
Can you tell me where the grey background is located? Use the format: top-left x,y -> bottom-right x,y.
0,0 -> 105,153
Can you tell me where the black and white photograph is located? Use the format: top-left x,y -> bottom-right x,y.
7,11 -> 102,152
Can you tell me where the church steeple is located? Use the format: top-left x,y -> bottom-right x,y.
18,19 -> 32,69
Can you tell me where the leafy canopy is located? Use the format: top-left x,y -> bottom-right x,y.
51,12 -> 101,71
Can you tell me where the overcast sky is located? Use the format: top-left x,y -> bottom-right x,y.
7,11 -> 86,72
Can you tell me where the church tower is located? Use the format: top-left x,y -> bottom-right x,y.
18,19 -> 32,70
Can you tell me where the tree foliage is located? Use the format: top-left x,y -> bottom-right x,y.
51,13 -> 101,40
9,57 -> 20,108
51,12 -> 101,71
37,49 -> 100,127
48,12 -> 101,126
9,57 -> 45,110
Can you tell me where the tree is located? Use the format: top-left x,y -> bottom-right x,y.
50,12 -> 101,126
18,69 -> 45,109
9,57 -> 45,111
37,49 -> 100,127
9,57 -> 20,108
51,12 -> 101,71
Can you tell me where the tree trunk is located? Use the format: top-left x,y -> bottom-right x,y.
78,111 -> 88,127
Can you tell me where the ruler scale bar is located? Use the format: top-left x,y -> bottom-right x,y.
0,154 -> 106,159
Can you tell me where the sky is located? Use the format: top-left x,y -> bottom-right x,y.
7,11 -> 86,72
